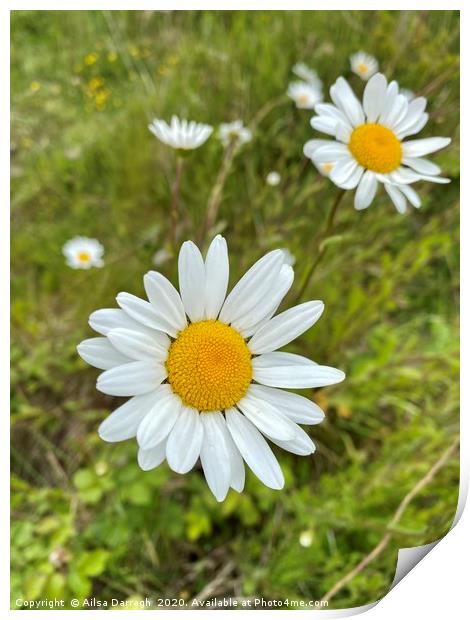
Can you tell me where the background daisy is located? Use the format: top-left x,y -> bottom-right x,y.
288,80 -> 323,109
149,115 -> 213,150
350,51 -> 379,80
62,236 -> 104,269
219,120 -> 252,147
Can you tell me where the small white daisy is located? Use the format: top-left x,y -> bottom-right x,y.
292,63 -> 323,90
78,235 -> 345,502
288,81 -> 323,110
350,51 -> 379,81
148,115 -> 213,151
219,120 -> 252,147
304,73 -> 451,213
266,171 -> 281,186
63,237 -> 104,270
299,530 -> 314,548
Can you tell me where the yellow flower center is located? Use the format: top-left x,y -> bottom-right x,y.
78,251 -> 91,263
297,94 -> 309,105
322,162 -> 334,174
348,123 -> 402,173
357,62 -> 369,75
166,320 -> 252,411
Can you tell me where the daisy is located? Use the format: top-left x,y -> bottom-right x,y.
148,115 -> 213,151
78,235 -> 345,502
350,51 -> 379,81
304,73 -> 451,213
401,88 -> 415,102
292,63 -> 323,91
266,171 -> 281,186
219,120 -> 252,147
63,237 -> 104,270
288,81 -> 322,110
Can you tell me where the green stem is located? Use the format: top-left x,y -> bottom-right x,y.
294,188 -> 346,303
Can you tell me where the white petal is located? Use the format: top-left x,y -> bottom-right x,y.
97,361 -> 167,396
107,328 -> 169,362
314,103 -> 350,126
363,73 -> 388,123
330,158 -> 361,187
143,271 -> 187,337
237,264 -> 294,338
178,241 -> 206,323
248,301 -> 323,354
247,385 -> 325,424
338,164 -> 364,190
89,308 -> 157,337
219,250 -> 284,325
311,142 -> 349,163
77,337 -> 130,370
269,427 -> 316,456
253,354 -> 345,389
382,94 -> 408,130
384,183 -> 407,214
137,390 -> 182,449
225,430 -> 245,492
394,97 -> 427,137
377,80 -> 399,126
138,442 -> 167,471
330,77 -> 365,127
310,116 -> 339,136
354,171 -> 378,210
397,113 -> 429,139
303,139 -> 334,159
98,390 -> 161,442
335,121 -> 352,143
199,412 -> 231,502
166,406 -> 203,474
204,235 -> 229,319
237,391 -> 299,441
401,137 -> 451,158
402,157 -> 441,176
117,292 -> 168,332
398,184 -> 421,209
225,408 -> 284,490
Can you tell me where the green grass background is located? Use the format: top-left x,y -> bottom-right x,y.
11,10 -> 459,610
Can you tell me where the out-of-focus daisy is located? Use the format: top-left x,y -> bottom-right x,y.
299,530 -> 314,547
63,237 -> 104,269
78,235 -> 345,502
401,88 -> 415,102
350,51 -> 379,81
219,120 -> 252,147
266,171 -> 281,186
292,63 -> 323,90
304,73 -> 451,213
288,81 -> 322,110
148,115 -> 213,151
152,248 -> 173,266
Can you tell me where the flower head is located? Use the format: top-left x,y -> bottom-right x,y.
148,115 -> 213,151
63,237 -> 104,269
266,171 -> 281,186
292,63 -> 323,90
304,73 -> 451,213
78,236 -> 345,502
350,51 -> 379,81
288,81 -> 322,110
219,120 -> 252,147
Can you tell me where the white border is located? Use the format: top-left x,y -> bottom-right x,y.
5,3 -> 465,618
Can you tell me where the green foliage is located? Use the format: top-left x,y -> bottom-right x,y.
11,9 -> 459,610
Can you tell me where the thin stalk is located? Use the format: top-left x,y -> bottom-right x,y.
294,188 -> 346,303
202,139 -> 237,239
170,156 -> 184,248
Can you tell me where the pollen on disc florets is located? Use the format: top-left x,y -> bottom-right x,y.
166,320 -> 252,411
348,123 -> 402,173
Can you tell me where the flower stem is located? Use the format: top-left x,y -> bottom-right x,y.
294,188 -> 346,303
170,156 -> 184,248
201,139 -> 237,240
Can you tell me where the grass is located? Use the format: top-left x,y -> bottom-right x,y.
11,9 -> 459,610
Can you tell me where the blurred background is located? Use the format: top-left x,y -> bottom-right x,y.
11,10 -> 459,610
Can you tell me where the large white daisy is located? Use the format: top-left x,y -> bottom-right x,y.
78,235 -> 345,502
63,236 -> 104,270
304,73 -> 451,213
148,115 -> 213,151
